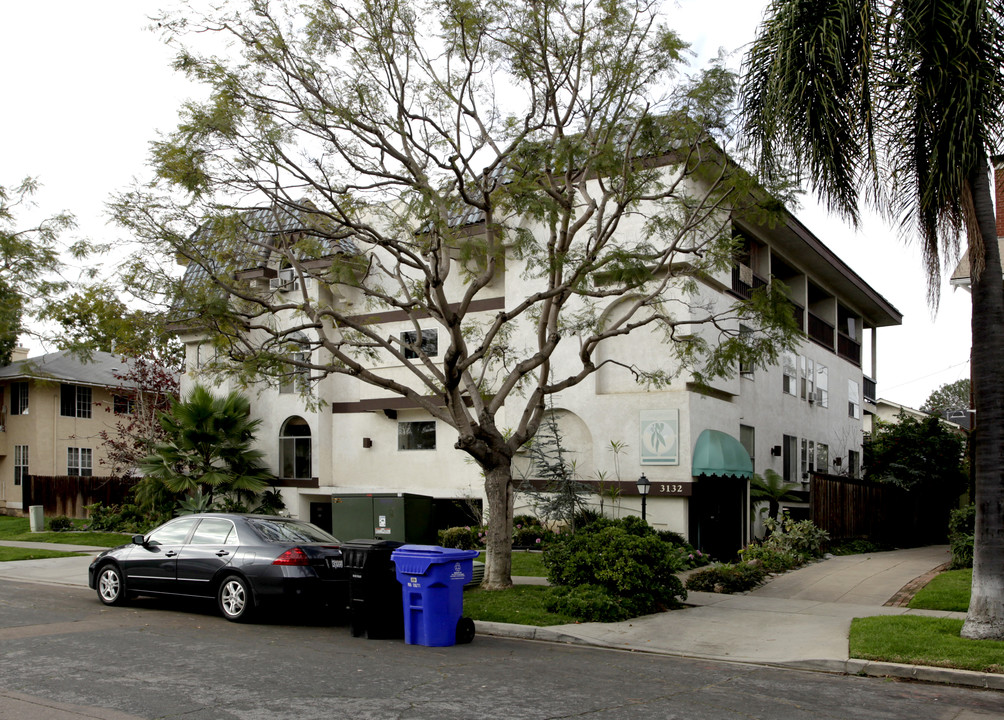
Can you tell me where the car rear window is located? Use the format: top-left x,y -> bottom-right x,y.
248,519 -> 339,544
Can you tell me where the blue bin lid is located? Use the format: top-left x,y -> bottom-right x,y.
391,544 -> 479,575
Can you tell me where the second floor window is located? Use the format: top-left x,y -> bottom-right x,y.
14,445 -> 28,486
67,447 -> 93,477
401,329 -> 438,360
11,382 -> 28,415
114,395 -> 136,415
848,379 -> 861,419
398,420 -> 436,450
61,384 -> 92,418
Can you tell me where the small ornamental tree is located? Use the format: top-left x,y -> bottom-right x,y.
99,357 -> 180,478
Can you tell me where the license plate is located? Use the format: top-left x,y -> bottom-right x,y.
328,558 -> 343,569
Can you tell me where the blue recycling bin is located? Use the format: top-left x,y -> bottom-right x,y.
391,544 -> 479,647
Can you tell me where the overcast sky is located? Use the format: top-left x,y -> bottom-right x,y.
0,0 -> 973,409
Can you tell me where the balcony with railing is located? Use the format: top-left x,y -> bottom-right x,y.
807,312 -> 835,350
730,264 -> 768,300
837,333 -> 861,366
863,376 -> 877,404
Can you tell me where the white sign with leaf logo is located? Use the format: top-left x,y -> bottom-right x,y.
640,409 -> 679,465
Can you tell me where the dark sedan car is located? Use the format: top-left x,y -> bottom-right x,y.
88,513 -> 347,622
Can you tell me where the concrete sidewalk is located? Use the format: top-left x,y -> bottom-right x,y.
2,541 -> 999,691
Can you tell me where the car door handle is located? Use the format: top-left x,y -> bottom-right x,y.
165,551 -> 178,557
215,550 -> 230,557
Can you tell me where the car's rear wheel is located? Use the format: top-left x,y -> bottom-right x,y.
218,575 -> 255,622
96,564 -> 127,606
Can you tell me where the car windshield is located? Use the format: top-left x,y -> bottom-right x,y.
248,518 -> 339,544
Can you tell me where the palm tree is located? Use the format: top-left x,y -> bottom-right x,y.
750,469 -> 801,524
740,0 -> 1004,639
141,385 -> 272,508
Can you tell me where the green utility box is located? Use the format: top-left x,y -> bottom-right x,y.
330,493 -> 435,544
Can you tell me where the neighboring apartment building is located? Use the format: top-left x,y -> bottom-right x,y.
0,350 -> 153,515
176,197 -> 901,559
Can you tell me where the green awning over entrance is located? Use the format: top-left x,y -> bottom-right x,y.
692,429 -> 753,480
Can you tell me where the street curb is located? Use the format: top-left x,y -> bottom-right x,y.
475,621 -> 1004,691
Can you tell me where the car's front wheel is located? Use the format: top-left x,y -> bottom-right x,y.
217,575 -> 255,622
96,564 -> 127,606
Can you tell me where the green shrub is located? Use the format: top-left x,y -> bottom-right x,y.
762,516 -> 828,560
439,526 -> 484,550
512,524 -> 549,547
512,514 -> 540,528
685,563 -> 767,593
827,538 -> 890,555
542,522 -> 686,621
949,505 -> 975,569
83,502 -> 168,534
48,516 -> 73,532
739,544 -> 800,573
545,584 -> 636,622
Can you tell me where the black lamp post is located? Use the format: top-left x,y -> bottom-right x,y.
636,473 -> 651,522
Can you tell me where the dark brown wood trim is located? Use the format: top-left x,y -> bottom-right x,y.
343,296 -> 505,326
332,395 -> 475,413
272,477 -> 320,488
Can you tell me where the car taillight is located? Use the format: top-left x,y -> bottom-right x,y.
272,547 -> 310,566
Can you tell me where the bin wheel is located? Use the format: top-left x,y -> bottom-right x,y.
456,616 -> 475,644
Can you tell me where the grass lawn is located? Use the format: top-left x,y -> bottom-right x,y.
463,585 -> 577,626
0,546 -> 87,562
908,569 -> 971,612
477,550 -> 547,577
0,515 -> 130,548
850,616 -> 1004,674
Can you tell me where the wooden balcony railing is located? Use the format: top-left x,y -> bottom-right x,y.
807,312 -> 835,349
730,265 -> 768,300
838,333 -> 862,366
863,376 -> 877,404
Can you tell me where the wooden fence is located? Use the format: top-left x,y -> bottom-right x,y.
22,475 -> 139,519
810,473 -> 950,547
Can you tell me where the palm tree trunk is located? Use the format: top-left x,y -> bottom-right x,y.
961,151 -> 1004,639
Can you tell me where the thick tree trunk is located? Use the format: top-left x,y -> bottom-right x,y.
482,463 -> 515,590
961,153 -> 1004,639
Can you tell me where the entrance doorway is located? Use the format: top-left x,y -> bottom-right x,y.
688,475 -> 747,561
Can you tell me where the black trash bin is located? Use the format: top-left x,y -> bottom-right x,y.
341,539 -> 405,639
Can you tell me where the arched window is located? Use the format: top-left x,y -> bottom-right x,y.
279,416 -> 312,480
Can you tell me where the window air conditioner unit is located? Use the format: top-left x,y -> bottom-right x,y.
270,277 -> 294,292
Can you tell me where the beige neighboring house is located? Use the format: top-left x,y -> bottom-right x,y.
0,349 -> 148,516
864,397 -> 965,436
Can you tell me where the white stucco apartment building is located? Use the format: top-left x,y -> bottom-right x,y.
174,187 -> 900,559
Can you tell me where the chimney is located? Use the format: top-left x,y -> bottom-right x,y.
9,347 -> 29,362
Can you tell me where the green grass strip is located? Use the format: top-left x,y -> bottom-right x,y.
850,616 -> 1004,674
0,516 -> 130,547
0,547 -> 87,562
464,585 -> 577,626
908,569 -> 971,612
476,550 -> 548,577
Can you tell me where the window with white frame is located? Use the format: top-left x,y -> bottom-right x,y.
280,334 -> 311,394
800,357 -> 815,401
14,445 -> 28,486
848,379 -> 861,419
398,420 -> 436,450
740,424 -> 755,472
67,447 -> 93,477
279,417 -> 312,479
782,352 -> 797,396
114,394 -> 136,415
817,443 -> 829,474
739,325 -> 754,379
401,329 -> 438,360
60,384 -> 92,418
11,382 -> 28,415
848,449 -> 860,478
816,364 -> 829,407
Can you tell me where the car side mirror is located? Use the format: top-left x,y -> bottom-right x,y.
132,534 -> 146,546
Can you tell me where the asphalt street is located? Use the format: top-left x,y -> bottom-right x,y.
2,579 -> 1003,720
